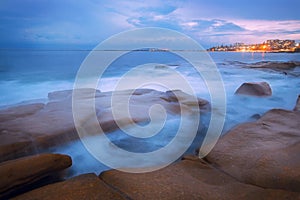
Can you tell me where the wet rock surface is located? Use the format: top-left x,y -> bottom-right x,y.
246,61 -> 300,70
10,156 -> 299,200
0,88 -> 209,162
206,108 -> 300,192
1,90 -> 300,199
99,156 -> 299,200
235,81 -> 272,96
12,173 -> 126,200
0,153 -> 72,199
244,61 -> 300,76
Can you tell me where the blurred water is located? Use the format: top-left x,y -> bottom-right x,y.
1,50 -> 300,176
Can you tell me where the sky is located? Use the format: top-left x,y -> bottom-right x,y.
0,0 -> 300,49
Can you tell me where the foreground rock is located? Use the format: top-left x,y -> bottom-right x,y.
0,88 -> 209,162
12,173 -> 126,200
99,156 -> 298,200
206,108 -> 300,192
0,153 -> 72,199
7,95 -> 300,199
235,81 -> 272,96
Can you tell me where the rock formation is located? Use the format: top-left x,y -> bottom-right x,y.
244,61 -> 300,76
206,108 -> 300,192
235,81 -> 272,96
0,89 -> 209,162
3,90 -> 300,199
12,174 -> 126,200
0,153 -> 71,199
98,156 -> 299,199
246,61 -> 300,70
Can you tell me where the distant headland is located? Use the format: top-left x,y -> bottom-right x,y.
207,39 -> 300,53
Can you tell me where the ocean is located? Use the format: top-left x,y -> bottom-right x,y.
1,50 -> 299,122
1,50 -> 300,176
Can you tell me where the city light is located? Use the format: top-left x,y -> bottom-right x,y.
208,39 -> 300,53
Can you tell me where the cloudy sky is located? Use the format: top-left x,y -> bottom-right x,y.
1,0 -> 299,49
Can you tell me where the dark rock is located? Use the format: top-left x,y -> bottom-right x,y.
0,153 -> 72,199
100,156 -> 299,199
250,113 -> 261,120
235,81 -> 272,96
294,95 -> 300,111
244,61 -> 300,76
206,108 -> 300,192
247,61 -> 300,70
155,64 -> 168,69
12,173 -> 126,200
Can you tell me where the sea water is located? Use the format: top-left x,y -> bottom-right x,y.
1,50 -> 300,176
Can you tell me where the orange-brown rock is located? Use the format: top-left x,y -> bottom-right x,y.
99,156 -> 299,199
206,108 -> 300,192
12,173 -> 126,200
0,153 -> 72,199
0,88 -> 208,162
0,103 -> 44,122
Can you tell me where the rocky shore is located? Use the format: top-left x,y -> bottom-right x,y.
244,61 -> 300,76
0,89 -> 299,199
0,88 -> 208,163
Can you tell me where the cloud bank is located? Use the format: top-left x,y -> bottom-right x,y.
0,0 -> 299,48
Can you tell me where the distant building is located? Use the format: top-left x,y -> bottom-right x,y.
208,39 -> 297,52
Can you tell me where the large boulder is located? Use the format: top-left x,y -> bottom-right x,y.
12,173 -> 126,200
0,153 -> 72,199
235,81 -> 272,96
206,108 -> 300,192
99,156 -> 299,199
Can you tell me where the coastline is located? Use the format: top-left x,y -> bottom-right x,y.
1,91 -> 299,199
207,50 -> 300,53
0,59 -> 300,199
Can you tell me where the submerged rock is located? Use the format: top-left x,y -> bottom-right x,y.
12,173 -> 126,200
235,81 -> 272,96
0,153 -> 72,199
206,108 -> 300,192
99,156 -> 299,199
